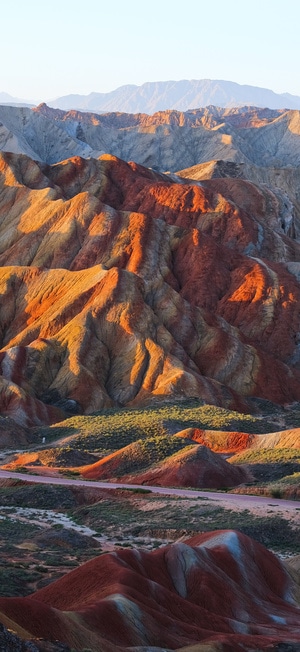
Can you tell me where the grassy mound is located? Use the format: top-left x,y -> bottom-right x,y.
81,436 -> 196,479
34,401 -> 276,454
229,448 -> 300,465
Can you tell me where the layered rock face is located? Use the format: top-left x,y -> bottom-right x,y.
1,104 -> 300,174
0,151 -> 300,425
0,531 -> 299,651
2,103 -> 300,237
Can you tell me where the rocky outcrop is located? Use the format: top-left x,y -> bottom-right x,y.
176,159 -> 300,239
0,531 -> 299,651
174,427 -> 256,452
1,104 -> 300,174
3,102 -> 300,235
0,152 -> 300,425
34,103 -> 288,129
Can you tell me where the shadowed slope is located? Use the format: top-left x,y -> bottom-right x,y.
0,531 -> 299,651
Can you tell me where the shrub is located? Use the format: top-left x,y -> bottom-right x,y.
270,487 -> 283,499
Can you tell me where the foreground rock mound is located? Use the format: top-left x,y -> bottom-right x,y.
79,439 -> 248,488
1,151 -> 300,425
0,530 -> 299,651
131,443 -> 248,487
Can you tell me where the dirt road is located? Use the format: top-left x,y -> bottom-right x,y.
0,469 -> 299,515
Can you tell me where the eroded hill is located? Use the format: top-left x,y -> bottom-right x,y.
0,530 -> 299,651
1,104 -> 300,174
0,151 -> 300,425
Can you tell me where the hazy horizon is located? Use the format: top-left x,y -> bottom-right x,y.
1,0 -> 300,104
2,77 -> 300,109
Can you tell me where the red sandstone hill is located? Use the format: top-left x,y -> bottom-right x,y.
123,444 -> 249,488
79,439 -> 249,488
0,530 -> 299,651
175,427 -> 300,452
0,151 -> 300,426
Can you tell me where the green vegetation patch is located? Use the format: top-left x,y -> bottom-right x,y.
71,497 -> 143,530
196,509 -> 300,553
229,448 -> 300,483
230,448 -> 300,464
69,493 -> 300,555
35,401 -> 276,454
0,484 -> 77,509
102,436 -> 196,476
0,517 -> 40,543
0,564 -> 41,597
275,471 -> 300,485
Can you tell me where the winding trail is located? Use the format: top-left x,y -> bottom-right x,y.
0,469 -> 299,514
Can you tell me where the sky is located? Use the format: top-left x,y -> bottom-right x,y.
1,0 -> 300,103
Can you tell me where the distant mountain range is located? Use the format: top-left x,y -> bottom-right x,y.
2,80 -> 300,113
47,80 -> 300,113
0,91 -> 34,107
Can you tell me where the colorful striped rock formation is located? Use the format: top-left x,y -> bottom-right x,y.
0,152 -> 300,425
0,530 -> 299,651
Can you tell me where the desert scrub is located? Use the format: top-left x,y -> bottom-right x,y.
275,471 -> 300,485
0,484 -> 77,509
229,448 -> 300,484
280,405 -> 300,428
0,517 -> 40,543
105,436 -> 197,476
33,447 -> 98,467
35,401 -> 276,454
69,497 -> 152,532
196,509 -> 300,553
270,487 -> 283,499
119,487 -> 152,494
0,565 -> 41,597
229,448 -> 300,464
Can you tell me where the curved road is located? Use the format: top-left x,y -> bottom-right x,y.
0,469 -> 299,513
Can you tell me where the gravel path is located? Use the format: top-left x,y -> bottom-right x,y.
0,469 -> 300,517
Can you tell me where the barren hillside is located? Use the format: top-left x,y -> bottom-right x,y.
0,530 -> 299,651
0,151 -> 300,425
1,104 -> 300,174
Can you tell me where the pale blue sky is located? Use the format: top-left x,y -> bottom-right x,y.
1,0 -> 299,102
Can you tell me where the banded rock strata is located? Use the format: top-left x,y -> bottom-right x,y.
0,530 -> 299,651
0,152 -> 300,425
